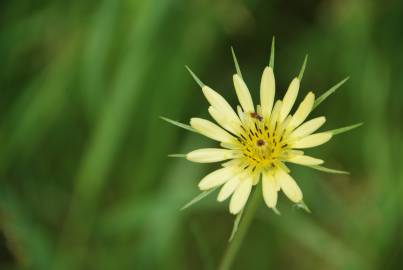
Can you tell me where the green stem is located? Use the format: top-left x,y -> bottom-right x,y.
218,185 -> 262,270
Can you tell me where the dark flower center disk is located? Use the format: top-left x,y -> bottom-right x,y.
256,139 -> 265,146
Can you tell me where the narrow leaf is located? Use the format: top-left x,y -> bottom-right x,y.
180,187 -> 218,211
229,209 -> 244,242
269,36 -> 275,69
313,77 -> 349,109
168,154 -> 186,158
298,54 -> 308,81
185,66 -> 205,88
309,165 -> 350,175
231,46 -> 243,79
327,122 -> 363,136
160,116 -> 195,132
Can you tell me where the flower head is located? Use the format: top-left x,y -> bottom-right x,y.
164,42 -> 360,215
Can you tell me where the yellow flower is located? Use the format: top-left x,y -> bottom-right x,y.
164,43 -> 361,215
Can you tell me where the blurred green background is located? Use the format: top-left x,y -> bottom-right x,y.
1,0 -> 402,269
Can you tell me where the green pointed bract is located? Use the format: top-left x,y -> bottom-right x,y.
295,200 -> 311,213
313,77 -> 349,110
272,207 -> 281,215
298,54 -> 308,81
231,46 -> 243,79
185,65 -> 205,88
327,122 -> 363,136
269,36 -> 275,69
160,116 -> 195,132
168,154 -> 186,158
229,209 -> 244,242
180,187 -> 218,211
309,165 -> 350,175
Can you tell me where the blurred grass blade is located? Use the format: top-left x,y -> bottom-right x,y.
313,77 -> 349,109
160,116 -> 195,132
229,209 -> 244,242
309,165 -> 350,174
231,46 -> 243,79
327,123 -> 363,136
190,223 -> 215,270
180,187 -> 218,210
269,36 -> 275,69
185,65 -> 205,88
298,54 -> 308,81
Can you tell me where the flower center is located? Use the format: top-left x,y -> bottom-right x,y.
237,112 -> 289,168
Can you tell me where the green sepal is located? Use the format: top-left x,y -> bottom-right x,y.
229,209 -> 244,242
160,116 -> 195,132
313,77 -> 349,109
269,36 -> 275,69
327,122 -> 363,136
180,187 -> 218,211
185,66 -> 205,88
295,200 -> 311,213
309,165 -> 350,175
298,54 -> 308,81
231,46 -> 243,79
168,154 -> 186,158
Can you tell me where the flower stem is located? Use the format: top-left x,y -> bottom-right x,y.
218,185 -> 262,270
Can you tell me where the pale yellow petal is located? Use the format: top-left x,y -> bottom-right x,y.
202,86 -> 241,125
229,177 -> 253,214
291,116 -> 326,138
217,177 -> 240,202
198,166 -> 236,190
221,158 -> 243,168
268,100 -> 282,131
262,172 -> 278,208
190,118 -> 236,143
186,148 -> 239,163
286,155 -> 324,166
280,78 -> 300,122
233,74 -> 254,112
293,132 -> 332,149
260,66 -> 275,118
289,92 -> 315,130
208,107 -> 241,135
276,170 -> 302,203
